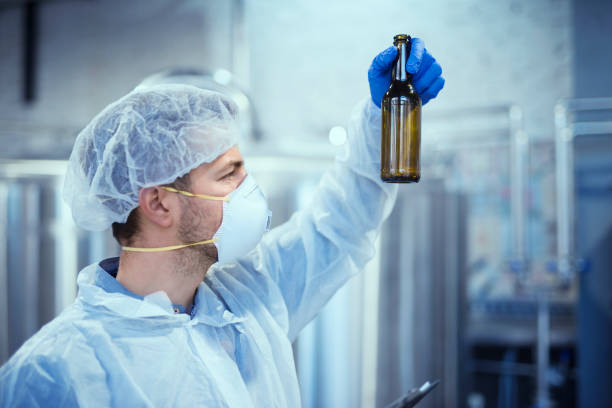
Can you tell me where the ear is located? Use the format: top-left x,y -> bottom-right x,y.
137,187 -> 175,228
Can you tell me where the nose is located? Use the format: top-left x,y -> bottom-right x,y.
234,170 -> 247,191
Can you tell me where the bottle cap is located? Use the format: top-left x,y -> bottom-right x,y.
393,34 -> 410,43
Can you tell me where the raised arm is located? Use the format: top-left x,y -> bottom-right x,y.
252,96 -> 398,342
212,38 -> 444,342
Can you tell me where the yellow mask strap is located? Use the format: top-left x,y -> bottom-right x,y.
122,237 -> 218,253
123,185 -> 226,252
161,186 -> 230,201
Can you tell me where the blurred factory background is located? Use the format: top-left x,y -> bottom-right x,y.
1,0 -> 611,407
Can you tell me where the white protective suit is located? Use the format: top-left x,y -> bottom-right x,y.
0,98 -> 398,407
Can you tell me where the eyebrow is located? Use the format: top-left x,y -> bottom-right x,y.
216,160 -> 243,174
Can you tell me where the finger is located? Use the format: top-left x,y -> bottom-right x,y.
406,38 -> 425,74
414,61 -> 442,95
412,49 -> 434,80
370,46 -> 397,75
420,77 -> 445,105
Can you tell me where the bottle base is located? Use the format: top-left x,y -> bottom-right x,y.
381,175 -> 420,183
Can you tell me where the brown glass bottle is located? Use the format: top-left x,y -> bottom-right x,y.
381,34 -> 422,183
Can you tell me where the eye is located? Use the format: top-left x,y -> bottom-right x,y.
222,170 -> 236,180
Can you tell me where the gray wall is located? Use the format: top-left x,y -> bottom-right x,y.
0,0 -> 233,158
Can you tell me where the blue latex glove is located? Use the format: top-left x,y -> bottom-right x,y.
368,38 -> 445,108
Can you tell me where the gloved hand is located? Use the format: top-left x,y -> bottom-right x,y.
368,38 -> 444,108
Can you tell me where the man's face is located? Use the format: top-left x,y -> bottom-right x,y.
175,146 -> 246,264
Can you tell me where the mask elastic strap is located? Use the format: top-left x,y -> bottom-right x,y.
122,237 -> 219,253
161,186 -> 230,201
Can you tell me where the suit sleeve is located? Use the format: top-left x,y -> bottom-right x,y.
216,98 -> 398,342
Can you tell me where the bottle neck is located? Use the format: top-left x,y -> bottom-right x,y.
392,40 -> 412,82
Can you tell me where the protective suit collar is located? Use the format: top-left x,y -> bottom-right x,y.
75,258 -> 245,327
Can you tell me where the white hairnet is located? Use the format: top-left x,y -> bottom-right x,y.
63,84 -> 240,231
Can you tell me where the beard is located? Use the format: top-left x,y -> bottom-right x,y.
175,197 -> 219,279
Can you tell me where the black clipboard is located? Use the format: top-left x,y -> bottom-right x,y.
384,379 -> 440,408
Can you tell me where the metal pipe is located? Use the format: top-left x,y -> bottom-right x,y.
53,178 -> 78,314
509,106 -> 528,279
566,97 -> 612,111
0,159 -> 67,177
554,102 -> 574,282
427,104 -> 529,279
22,183 -> 40,337
535,292 -> 552,408
0,183 -> 9,363
361,238 -> 381,408
554,99 -> 612,282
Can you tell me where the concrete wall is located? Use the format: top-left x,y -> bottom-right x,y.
246,0 -> 573,143
0,0 -> 574,160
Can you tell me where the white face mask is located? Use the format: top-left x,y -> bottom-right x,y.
213,174 -> 272,264
121,174 -> 272,263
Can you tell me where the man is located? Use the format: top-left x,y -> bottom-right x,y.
0,38 -> 443,406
